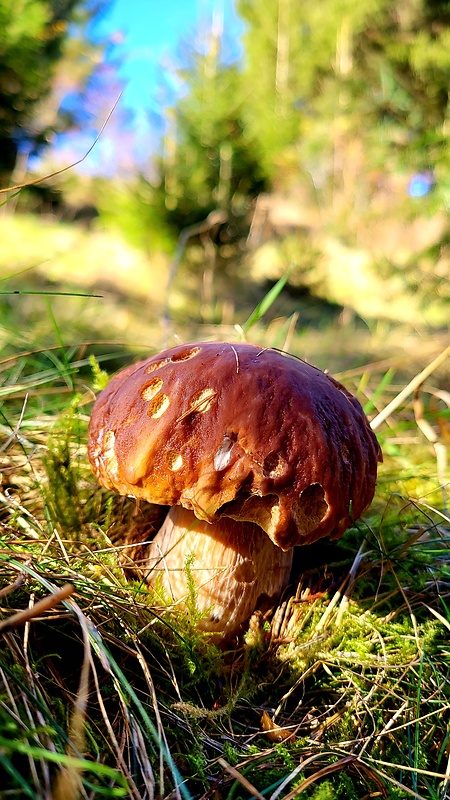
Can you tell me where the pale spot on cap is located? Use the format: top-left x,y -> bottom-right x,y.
166,451 -> 183,471
147,393 -> 170,418
169,346 -> 201,362
214,434 -> 234,471
144,359 -> 170,374
189,388 -> 216,413
144,347 -> 201,373
140,377 -> 163,401
102,429 -> 119,478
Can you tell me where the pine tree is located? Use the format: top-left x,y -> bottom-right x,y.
153,22 -> 267,229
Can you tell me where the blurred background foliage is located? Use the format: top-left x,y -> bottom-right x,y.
1,0 -> 450,342
2,6 -> 450,797
0,0 -> 110,185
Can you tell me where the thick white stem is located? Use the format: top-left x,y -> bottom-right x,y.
146,506 -> 293,639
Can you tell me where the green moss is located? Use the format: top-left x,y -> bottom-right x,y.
2,312 -> 449,799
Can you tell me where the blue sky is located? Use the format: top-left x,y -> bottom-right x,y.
61,0 -> 244,172
94,0 -> 243,116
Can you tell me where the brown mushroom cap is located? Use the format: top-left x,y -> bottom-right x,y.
88,341 -> 381,550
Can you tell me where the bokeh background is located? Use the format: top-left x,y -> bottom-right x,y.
1,0 -> 450,370
1,7 -> 450,798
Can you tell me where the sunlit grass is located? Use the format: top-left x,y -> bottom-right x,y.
0,273 -> 449,798
0,212 -> 168,350
2,209 -> 449,379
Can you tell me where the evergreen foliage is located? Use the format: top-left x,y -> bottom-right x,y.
152,46 -> 268,231
0,0 -> 107,187
236,0 -> 450,190
91,0 -> 450,279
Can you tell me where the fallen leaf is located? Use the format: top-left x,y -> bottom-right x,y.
261,711 -> 296,743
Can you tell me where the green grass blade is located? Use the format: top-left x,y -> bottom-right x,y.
242,268 -> 292,333
1,559 -> 193,799
45,297 -> 74,390
0,753 -> 39,798
363,367 -> 396,414
0,736 -> 128,787
88,630 -> 193,800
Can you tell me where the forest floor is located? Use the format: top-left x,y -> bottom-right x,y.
1,209 -> 449,799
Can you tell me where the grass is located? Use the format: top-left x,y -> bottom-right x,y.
1,256 -> 450,799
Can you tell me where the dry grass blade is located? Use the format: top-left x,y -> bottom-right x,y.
413,385 -> 449,495
314,539 -> 367,631
217,757 -> 266,799
0,568 -> 28,598
279,755 -> 360,799
51,600 -> 91,800
87,642 -> 144,799
423,603 -> 450,632
362,755 -> 450,783
370,343 -> 450,430
357,762 -> 432,800
0,394 -> 28,453
2,316 -> 450,798
0,583 -> 75,631
266,752 -> 337,800
0,93 -> 122,194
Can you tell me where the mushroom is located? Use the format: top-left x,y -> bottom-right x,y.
88,342 -> 382,639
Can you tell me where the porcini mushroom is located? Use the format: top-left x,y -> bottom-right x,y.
88,342 -> 381,639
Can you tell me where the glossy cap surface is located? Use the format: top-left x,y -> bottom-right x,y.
88,341 -> 382,550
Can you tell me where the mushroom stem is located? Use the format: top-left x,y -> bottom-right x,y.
146,506 -> 293,639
